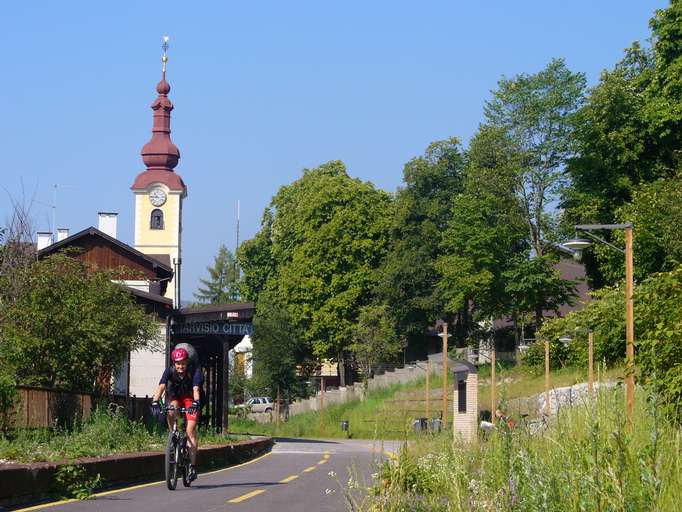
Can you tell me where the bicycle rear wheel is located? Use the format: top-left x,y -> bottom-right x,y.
165,432 -> 178,490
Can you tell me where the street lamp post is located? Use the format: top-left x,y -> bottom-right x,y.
563,222 -> 634,425
438,324 -> 452,428
544,337 -> 551,416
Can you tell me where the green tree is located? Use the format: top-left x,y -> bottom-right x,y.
349,304 -> 406,387
249,296 -> 304,399
375,138 -> 465,343
238,209 -> 275,301
564,2 -> 682,285
502,253 -> 577,329
594,174 -> 682,284
485,58 -> 587,257
437,127 -> 526,332
194,244 -> 240,303
0,254 -> 158,393
238,161 -> 393,385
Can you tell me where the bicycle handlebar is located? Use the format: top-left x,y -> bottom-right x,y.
164,406 -> 189,413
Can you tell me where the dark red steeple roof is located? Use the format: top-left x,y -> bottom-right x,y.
131,39 -> 186,194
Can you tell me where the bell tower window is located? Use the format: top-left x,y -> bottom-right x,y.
150,209 -> 164,230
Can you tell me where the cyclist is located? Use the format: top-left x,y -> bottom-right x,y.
151,347 -> 201,482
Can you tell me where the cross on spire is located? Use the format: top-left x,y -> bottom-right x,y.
161,36 -> 170,77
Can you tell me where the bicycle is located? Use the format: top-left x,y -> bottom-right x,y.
164,406 -> 192,490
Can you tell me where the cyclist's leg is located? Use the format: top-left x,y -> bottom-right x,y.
181,396 -> 199,465
167,399 -> 180,430
186,418 -> 198,465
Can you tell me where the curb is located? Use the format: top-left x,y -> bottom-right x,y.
0,436 -> 273,509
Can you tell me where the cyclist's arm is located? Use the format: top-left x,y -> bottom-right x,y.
152,383 -> 166,402
153,368 -> 171,402
192,367 -> 202,401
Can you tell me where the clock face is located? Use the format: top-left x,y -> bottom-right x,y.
149,188 -> 167,207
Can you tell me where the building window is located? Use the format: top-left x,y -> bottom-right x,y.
150,209 -> 164,230
457,379 -> 467,413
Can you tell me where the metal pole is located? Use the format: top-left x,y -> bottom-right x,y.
625,226 -> 635,426
544,338 -> 550,416
442,323 -> 448,429
276,385 -> 281,431
491,343 -> 497,415
587,331 -> 594,398
425,359 -> 430,420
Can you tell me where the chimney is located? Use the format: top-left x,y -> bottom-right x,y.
37,232 -> 53,250
57,228 -> 69,241
98,212 -> 118,239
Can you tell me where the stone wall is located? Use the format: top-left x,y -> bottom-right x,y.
288,355 -> 457,418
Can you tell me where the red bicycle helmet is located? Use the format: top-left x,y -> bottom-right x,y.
171,347 -> 189,362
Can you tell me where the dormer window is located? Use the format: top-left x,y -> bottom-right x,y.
150,209 -> 164,230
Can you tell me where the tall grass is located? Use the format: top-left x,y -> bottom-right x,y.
359,387 -> 682,511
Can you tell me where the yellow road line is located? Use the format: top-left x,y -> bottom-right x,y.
303,465 -> 316,473
279,474 -> 299,483
227,489 -> 266,503
14,451 -> 274,511
323,452 -> 331,459
15,498 -> 80,512
317,459 -> 328,465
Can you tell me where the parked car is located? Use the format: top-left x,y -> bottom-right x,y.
236,397 -> 274,413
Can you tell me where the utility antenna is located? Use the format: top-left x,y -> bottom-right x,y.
235,200 -> 241,281
236,200 -> 240,254
51,184 -> 76,242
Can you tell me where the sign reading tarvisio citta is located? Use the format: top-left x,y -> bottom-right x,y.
171,321 -> 253,336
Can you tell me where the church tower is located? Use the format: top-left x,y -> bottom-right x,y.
131,38 -> 187,306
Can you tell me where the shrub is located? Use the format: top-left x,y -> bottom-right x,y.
0,369 -> 17,430
528,265 -> 682,415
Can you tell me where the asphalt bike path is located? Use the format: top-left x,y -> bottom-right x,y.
14,438 -> 400,512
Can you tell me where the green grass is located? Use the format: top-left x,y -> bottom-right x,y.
229,364 -> 624,440
0,407 -> 244,463
354,386 -> 682,511
228,377 -> 450,440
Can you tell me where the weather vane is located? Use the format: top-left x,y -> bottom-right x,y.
162,36 -> 169,75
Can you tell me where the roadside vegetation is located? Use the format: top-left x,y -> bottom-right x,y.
229,363 -> 621,440
229,378 -> 437,440
356,387 -> 682,511
0,406 -> 242,463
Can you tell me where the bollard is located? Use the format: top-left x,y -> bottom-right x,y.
341,420 -> 349,432
413,417 -> 428,434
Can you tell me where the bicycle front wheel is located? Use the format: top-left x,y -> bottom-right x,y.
181,438 -> 191,487
165,432 -> 178,490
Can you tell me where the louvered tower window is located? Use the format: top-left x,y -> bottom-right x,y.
150,209 -> 164,230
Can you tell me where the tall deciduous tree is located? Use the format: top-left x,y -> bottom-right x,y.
485,58 -> 586,257
565,1 -> 682,285
375,138 -> 465,344
238,161 -> 393,385
194,244 -> 240,303
437,127 -> 526,333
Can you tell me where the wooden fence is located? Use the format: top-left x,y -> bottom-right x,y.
10,385 -> 153,429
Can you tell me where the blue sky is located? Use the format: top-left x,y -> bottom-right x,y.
0,1 -> 667,298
